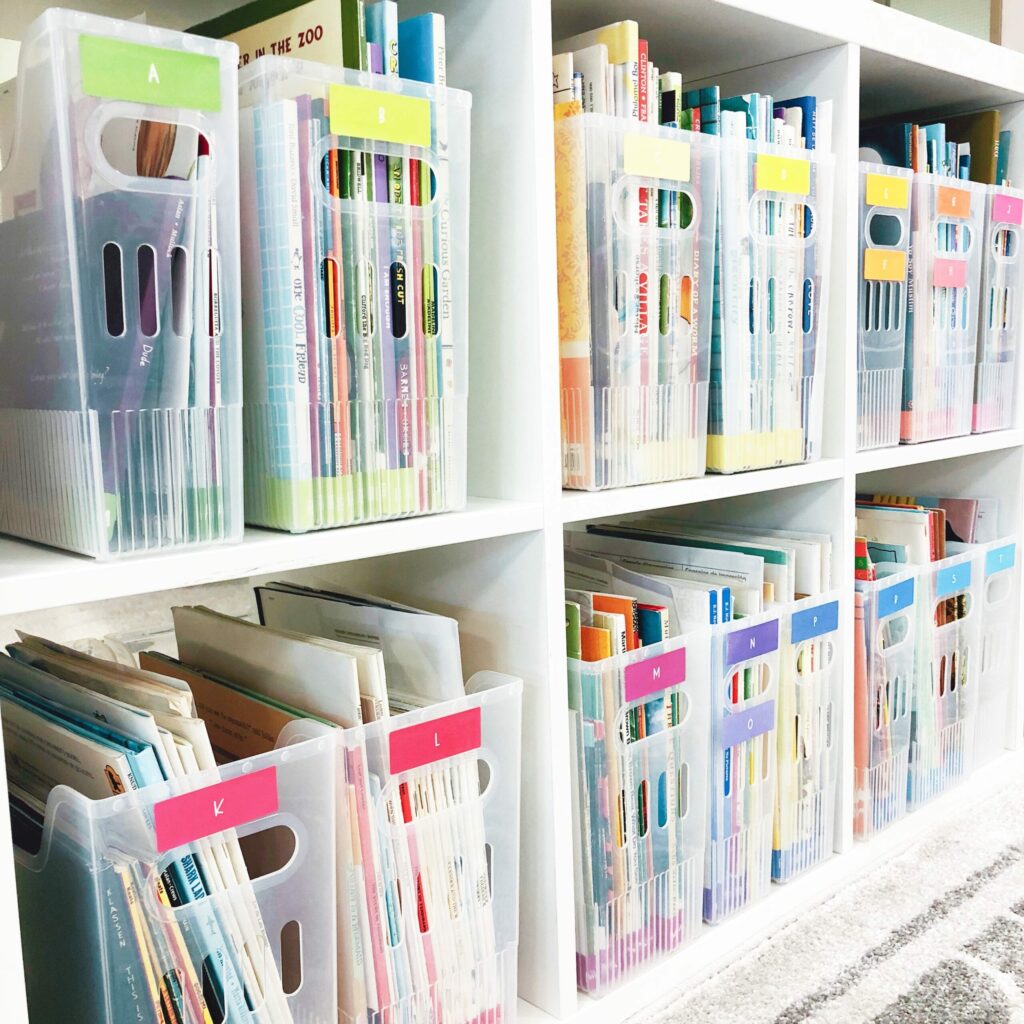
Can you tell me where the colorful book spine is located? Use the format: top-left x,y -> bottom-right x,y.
400,12 -> 450,508
251,100 -> 312,483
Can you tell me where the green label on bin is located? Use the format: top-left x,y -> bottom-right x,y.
329,83 -> 430,147
79,35 -> 221,112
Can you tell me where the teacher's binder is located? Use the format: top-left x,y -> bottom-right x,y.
973,185 -> 1023,433
0,10 -> 243,558
556,114 -> 719,490
857,163 -> 912,451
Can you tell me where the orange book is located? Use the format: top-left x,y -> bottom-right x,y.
592,593 -> 639,650
554,99 -> 593,487
581,625 -> 612,662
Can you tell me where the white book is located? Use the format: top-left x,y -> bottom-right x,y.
553,52 -> 574,103
172,606 -> 363,727
855,507 -> 932,565
783,106 -> 803,147
569,532 -> 761,618
567,530 -> 765,614
664,522 -> 832,594
592,610 -> 627,654
571,43 -> 610,114
255,583 -> 464,703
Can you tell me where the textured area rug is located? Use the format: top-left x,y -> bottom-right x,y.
631,757 -> 1024,1023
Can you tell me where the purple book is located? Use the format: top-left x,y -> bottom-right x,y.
369,42 -> 400,474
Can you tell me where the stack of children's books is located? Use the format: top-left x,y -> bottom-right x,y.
552,18 -> 834,487
854,493 -> 995,811
860,112 -> 1019,443
5,583 -> 518,1024
194,0 -> 466,531
565,514 -> 839,986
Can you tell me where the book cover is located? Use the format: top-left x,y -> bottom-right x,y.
191,0 -> 344,67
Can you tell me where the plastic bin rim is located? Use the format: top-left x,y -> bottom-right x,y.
858,160 -> 913,177
238,55 -> 472,109
29,7 -> 239,63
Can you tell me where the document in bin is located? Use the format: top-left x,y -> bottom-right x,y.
171,605 -> 363,727
255,582 -> 464,703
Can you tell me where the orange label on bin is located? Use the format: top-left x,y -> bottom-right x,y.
863,249 -> 907,281
936,186 -> 971,218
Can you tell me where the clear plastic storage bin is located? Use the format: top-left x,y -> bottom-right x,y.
902,174 -> 986,443
773,593 -> 841,883
707,140 -> 834,473
973,538 -> 1019,763
568,631 -> 710,994
13,731 -> 339,1024
554,113 -> 719,490
0,10 -> 243,558
973,186 -> 1023,433
857,163 -> 912,451
705,611 -> 779,923
332,672 -> 522,1024
908,550 -> 981,809
854,569 -> 915,838
239,58 -> 470,530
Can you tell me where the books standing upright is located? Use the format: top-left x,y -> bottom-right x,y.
0,10 -> 244,557
553,22 -> 719,490
238,49 -> 471,530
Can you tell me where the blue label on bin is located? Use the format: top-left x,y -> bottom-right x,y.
725,619 -> 779,668
986,543 -> 1016,577
936,560 -> 971,598
791,600 -> 839,643
879,577 -> 914,618
722,699 -> 776,748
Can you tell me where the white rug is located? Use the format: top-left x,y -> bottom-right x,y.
631,757 -> 1024,1023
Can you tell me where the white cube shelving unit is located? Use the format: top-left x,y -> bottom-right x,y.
0,1 -> 1023,1023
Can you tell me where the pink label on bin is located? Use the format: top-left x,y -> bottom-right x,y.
933,258 -> 967,288
624,648 -> 686,703
389,707 -> 481,774
993,193 -> 1024,226
154,766 -> 279,853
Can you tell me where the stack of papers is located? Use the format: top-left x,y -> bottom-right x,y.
5,582 -> 510,1024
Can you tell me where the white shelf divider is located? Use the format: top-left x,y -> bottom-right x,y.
0,498 -> 545,618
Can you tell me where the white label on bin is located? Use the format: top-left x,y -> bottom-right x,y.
624,134 -> 691,182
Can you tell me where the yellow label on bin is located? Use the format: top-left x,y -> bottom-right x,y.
756,154 -> 810,195
329,83 -> 431,147
865,173 -> 909,209
863,249 -> 907,281
623,134 -> 691,182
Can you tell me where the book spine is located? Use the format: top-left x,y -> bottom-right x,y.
252,101 -> 312,483
296,95 -> 325,482
346,745 -> 394,1010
